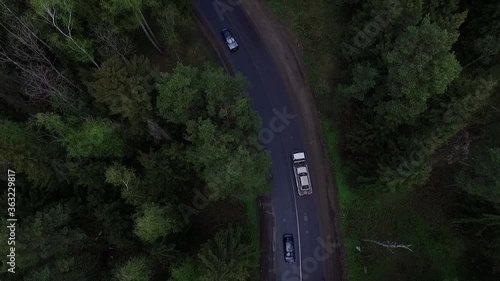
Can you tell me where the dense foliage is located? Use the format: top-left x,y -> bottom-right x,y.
337,0 -> 500,280
0,0 -> 268,280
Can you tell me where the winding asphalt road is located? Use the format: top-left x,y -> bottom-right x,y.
194,1 -> 329,280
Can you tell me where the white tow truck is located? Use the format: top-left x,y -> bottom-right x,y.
292,152 -> 313,196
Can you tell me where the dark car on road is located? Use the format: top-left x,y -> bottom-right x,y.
221,28 -> 239,51
283,234 -> 295,264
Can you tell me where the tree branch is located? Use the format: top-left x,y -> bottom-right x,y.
36,3 -> 99,68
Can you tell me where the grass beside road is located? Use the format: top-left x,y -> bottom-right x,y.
244,197 -> 261,280
318,120 -> 465,281
267,0 -> 342,90
245,198 -> 260,250
321,119 -> 364,280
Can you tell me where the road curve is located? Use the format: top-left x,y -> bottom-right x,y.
193,1 -> 329,280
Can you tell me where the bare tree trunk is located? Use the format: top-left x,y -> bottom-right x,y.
463,55 -> 485,69
121,0 -> 162,53
361,239 -> 413,253
139,10 -> 161,49
454,214 -> 500,226
139,21 -> 163,54
92,25 -> 135,61
35,4 -> 100,68
0,20 -> 79,110
0,1 -> 80,90
135,11 -> 162,54
147,119 -> 172,142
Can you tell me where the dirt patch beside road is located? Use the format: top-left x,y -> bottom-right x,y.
239,1 -> 347,281
259,196 -> 276,281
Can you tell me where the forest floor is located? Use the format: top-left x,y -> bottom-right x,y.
239,1 -> 346,281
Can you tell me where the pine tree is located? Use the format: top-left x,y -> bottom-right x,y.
373,77 -> 498,191
133,203 -> 181,243
169,261 -> 200,281
376,16 -> 462,127
198,226 -> 256,281
338,63 -> 378,101
156,64 -> 201,124
33,113 -> 126,159
105,164 -> 144,206
0,119 -> 54,187
116,256 -> 152,281
456,147 -> 500,203
87,55 -> 158,134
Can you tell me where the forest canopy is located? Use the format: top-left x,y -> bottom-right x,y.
335,0 -> 500,280
0,0 -> 268,280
